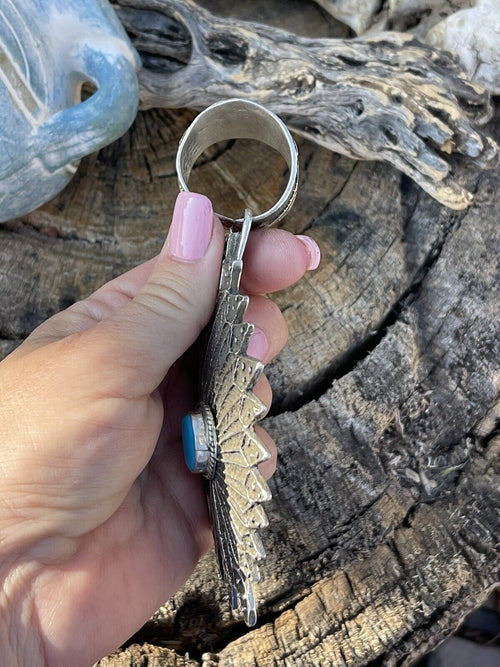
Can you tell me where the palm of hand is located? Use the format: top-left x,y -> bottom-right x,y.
1,340 -> 211,664
0,224 -> 313,666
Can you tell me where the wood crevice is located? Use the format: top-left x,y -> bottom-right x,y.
299,160 -> 359,235
296,485 -> 391,565
0,333 -> 24,342
3,14 -> 496,660
270,197 -> 465,416
0,219 -> 116,247
183,429 -> 498,665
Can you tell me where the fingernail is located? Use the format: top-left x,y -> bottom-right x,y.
164,192 -> 213,261
247,325 -> 268,361
297,235 -> 321,270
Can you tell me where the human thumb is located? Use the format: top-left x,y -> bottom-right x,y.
88,191 -> 225,396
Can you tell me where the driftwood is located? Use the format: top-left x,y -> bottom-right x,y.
1,3 -> 498,666
112,0 -> 497,210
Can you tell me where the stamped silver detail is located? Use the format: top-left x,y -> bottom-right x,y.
187,403 -> 217,479
176,101 -> 298,626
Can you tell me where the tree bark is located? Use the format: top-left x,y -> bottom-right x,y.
0,3 -> 498,666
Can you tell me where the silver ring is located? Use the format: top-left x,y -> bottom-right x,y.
176,98 -> 298,228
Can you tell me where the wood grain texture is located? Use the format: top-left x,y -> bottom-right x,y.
112,0 -> 498,210
98,644 -> 200,666
97,114 -> 500,667
0,3 -> 498,666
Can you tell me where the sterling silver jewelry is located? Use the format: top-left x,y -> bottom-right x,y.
177,98 -> 298,627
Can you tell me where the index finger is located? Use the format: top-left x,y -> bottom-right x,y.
241,229 -> 320,295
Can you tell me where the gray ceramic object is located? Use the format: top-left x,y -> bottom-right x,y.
0,0 -> 140,222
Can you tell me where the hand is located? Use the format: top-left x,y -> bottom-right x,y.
0,192 -> 320,666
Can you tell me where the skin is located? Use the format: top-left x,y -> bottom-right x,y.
0,208 -> 314,666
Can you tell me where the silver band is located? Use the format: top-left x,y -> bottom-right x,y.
176,98 -> 298,228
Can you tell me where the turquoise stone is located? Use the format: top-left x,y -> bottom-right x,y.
182,414 -> 196,473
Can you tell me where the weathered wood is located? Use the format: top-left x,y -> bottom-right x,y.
98,644 -> 199,666
0,3 -> 498,666
108,107 -> 499,665
113,0 -> 497,210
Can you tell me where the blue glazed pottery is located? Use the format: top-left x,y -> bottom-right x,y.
0,0 -> 140,222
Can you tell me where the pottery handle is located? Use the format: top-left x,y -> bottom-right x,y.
38,45 -> 139,172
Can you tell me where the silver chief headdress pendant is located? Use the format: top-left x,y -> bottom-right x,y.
176,99 -> 298,626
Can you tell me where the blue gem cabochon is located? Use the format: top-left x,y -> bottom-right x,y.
181,414 -> 196,472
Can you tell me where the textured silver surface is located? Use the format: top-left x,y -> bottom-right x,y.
199,211 -> 271,626
176,98 -> 298,228
176,99 -> 298,625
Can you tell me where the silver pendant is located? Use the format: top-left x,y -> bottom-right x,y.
176,99 -> 298,626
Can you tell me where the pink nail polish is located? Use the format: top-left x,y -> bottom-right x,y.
165,192 -> 213,261
297,235 -> 321,270
247,325 -> 268,361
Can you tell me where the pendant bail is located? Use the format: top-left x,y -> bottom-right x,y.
176,98 -> 298,228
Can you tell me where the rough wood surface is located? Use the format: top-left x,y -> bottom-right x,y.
0,4 -> 498,666
112,0 -> 498,210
